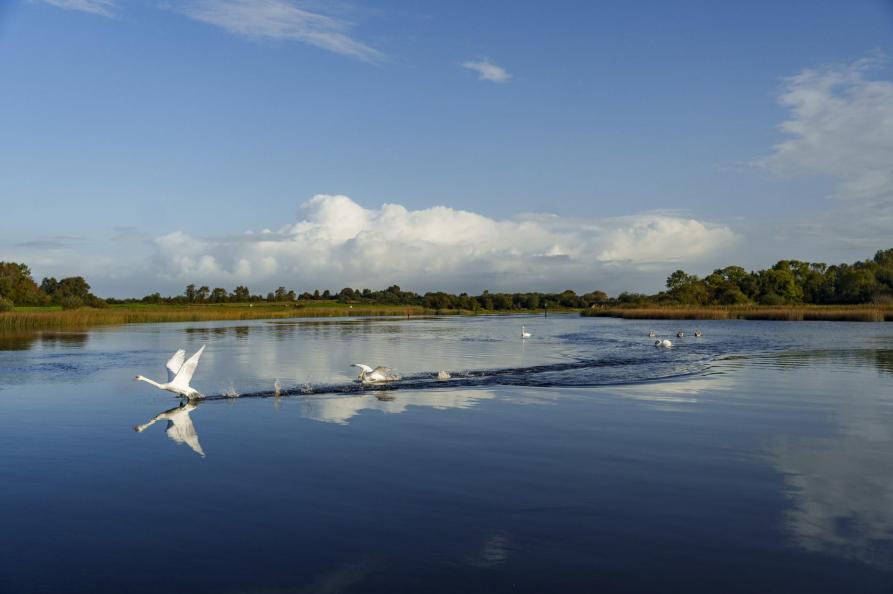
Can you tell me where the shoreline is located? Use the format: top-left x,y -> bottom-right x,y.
583,305 -> 893,322
0,303 -> 575,331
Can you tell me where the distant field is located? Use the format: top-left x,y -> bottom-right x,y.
0,301 -> 567,331
0,302 -> 432,330
583,305 -> 893,322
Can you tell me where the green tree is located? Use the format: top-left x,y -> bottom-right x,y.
0,262 -> 48,306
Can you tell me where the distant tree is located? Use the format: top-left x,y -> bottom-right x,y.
196,286 -> 210,302
0,262 -> 48,306
210,287 -> 228,303
40,277 -> 59,296
232,286 -> 250,302
274,286 -> 288,302
185,284 -> 196,302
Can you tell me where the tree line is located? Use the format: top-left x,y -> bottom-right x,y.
617,248 -> 893,306
1,248 -> 892,311
120,283 -> 609,311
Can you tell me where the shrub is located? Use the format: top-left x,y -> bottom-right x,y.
0,296 -> 14,312
60,296 -> 84,310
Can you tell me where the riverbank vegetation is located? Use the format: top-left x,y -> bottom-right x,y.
2,248 -> 892,329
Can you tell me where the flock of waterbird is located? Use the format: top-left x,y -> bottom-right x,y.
649,328 -> 703,348
134,324 -> 700,402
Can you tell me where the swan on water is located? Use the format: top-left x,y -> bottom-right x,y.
352,363 -> 401,384
521,326 -> 532,339
655,339 -> 673,348
135,345 -> 206,400
134,401 -> 205,457
694,330 -> 703,337
648,331 -> 656,337
676,331 -> 685,338
437,370 -> 451,380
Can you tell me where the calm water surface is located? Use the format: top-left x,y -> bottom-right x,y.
1,314 -> 892,593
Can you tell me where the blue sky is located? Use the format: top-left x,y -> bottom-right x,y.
1,0 -> 892,296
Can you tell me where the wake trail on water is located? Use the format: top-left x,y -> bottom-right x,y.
199,354 -> 715,402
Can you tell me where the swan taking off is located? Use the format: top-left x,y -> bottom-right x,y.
521,326 -> 532,339
352,363 -> 401,384
135,345 -> 206,400
655,339 -> 673,348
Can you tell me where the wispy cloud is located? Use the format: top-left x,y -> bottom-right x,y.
759,53 -> 893,203
37,0 -> 116,17
462,59 -> 511,83
177,0 -> 383,62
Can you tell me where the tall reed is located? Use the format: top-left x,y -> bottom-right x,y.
583,305 -> 892,322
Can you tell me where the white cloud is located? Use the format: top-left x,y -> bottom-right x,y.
37,0 -> 115,17
177,0 -> 383,62
597,216 -> 736,265
462,59 -> 511,83
148,194 -> 736,292
748,54 -> 893,259
761,54 -> 893,203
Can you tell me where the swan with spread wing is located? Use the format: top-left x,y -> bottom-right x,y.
351,363 -> 401,384
135,345 -> 206,400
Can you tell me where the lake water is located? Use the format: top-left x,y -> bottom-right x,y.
1,314 -> 892,593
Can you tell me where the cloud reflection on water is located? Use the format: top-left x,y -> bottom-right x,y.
298,389 -> 495,425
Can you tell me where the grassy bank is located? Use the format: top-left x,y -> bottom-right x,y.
582,305 -> 893,322
0,301 -> 575,331
0,302 -> 438,331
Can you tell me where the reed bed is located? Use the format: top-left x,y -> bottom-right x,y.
583,305 -> 893,322
0,304 -> 434,331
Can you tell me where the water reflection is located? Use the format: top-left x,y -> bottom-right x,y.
759,349 -> 893,376
468,533 -> 512,568
767,352 -> 893,569
298,389 -> 495,425
0,331 -> 88,351
134,402 -> 205,457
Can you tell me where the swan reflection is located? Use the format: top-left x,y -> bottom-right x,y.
134,402 -> 205,457
298,389 -> 495,425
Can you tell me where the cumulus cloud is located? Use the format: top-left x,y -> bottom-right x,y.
176,0 -> 383,62
761,54 -> 893,203
462,59 -> 511,83
149,194 -> 736,292
37,0 -> 115,17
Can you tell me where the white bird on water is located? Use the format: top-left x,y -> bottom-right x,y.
352,363 -> 401,384
135,345 -> 206,400
655,339 -> 673,348
521,326 -> 532,339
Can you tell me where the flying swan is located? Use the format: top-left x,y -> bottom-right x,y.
135,345 -> 206,400
352,363 -> 401,384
